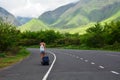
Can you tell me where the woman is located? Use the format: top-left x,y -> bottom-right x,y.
40,39 -> 46,59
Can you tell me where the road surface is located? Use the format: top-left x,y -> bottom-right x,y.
0,48 -> 120,80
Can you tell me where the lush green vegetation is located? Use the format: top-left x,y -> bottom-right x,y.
0,21 -> 20,52
0,21 -> 30,69
18,20 -> 120,51
81,21 -> 120,50
19,0 -> 120,32
18,19 -> 49,32
0,20 -> 120,69
47,0 -> 120,28
0,48 -> 30,68
1,20 -> 120,52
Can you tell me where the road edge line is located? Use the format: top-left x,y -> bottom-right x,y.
42,51 -> 56,80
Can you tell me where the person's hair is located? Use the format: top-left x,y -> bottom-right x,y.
41,39 -> 44,42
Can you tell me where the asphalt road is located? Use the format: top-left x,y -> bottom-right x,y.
0,48 -> 54,80
0,48 -> 120,80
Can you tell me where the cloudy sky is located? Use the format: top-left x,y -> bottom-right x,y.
0,0 -> 79,18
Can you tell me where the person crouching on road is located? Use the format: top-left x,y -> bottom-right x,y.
40,39 -> 46,59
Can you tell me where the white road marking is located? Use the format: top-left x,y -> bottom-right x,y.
66,53 -> 120,76
42,51 -> 56,80
76,56 -> 79,58
99,66 -> 104,69
70,54 -> 72,56
111,71 -> 119,75
91,62 -> 95,65
85,60 -> 88,62
80,58 -> 83,60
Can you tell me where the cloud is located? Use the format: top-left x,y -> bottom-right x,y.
0,0 -> 79,17
11,1 -> 46,17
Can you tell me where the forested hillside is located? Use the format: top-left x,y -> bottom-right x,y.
20,0 -> 120,32
39,0 -> 120,29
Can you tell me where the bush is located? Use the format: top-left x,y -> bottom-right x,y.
0,53 -> 6,58
83,21 -> 120,48
103,42 -> 120,51
0,21 -> 20,52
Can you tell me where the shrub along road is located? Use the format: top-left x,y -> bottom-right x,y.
0,48 -> 120,80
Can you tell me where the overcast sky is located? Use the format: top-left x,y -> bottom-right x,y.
0,0 -> 79,18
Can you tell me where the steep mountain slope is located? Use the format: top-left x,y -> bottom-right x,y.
39,0 -> 120,29
88,2 -> 120,22
17,16 -> 32,25
0,7 -> 20,26
39,3 -> 77,24
53,0 -> 120,28
20,0 -> 120,33
102,10 -> 120,23
18,19 -> 49,32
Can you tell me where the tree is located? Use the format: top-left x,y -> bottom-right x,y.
0,21 -> 20,52
85,23 -> 105,47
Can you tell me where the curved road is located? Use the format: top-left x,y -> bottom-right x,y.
0,48 -> 120,80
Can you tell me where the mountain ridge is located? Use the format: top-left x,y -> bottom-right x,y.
17,16 -> 32,25
51,0 -> 120,28
20,0 -> 120,33
0,7 -> 20,26
18,19 -> 49,32
39,3 -> 77,24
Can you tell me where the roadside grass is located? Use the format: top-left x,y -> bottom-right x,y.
56,45 -> 120,52
0,48 -> 30,69
24,44 -> 120,52
63,45 -> 120,52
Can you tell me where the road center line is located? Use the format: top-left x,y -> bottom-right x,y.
85,60 -> 88,62
42,51 -> 56,80
110,71 -> 119,75
99,66 -> 104,69
91,62 -> 95,64
80,58 -> 83,60
76,56 -> 79,58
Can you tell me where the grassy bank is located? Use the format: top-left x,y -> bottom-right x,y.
0,48 -> 30,69
25,44 -> 120,52
62,45 -> 120,52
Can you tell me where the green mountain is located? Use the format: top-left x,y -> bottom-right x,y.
102,10 -> 120,23
17,16 -> 32,25
39,3 -> 76,24
20,0 -> 120,33
18,19 -> 49,32
39,0 -> 120,29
